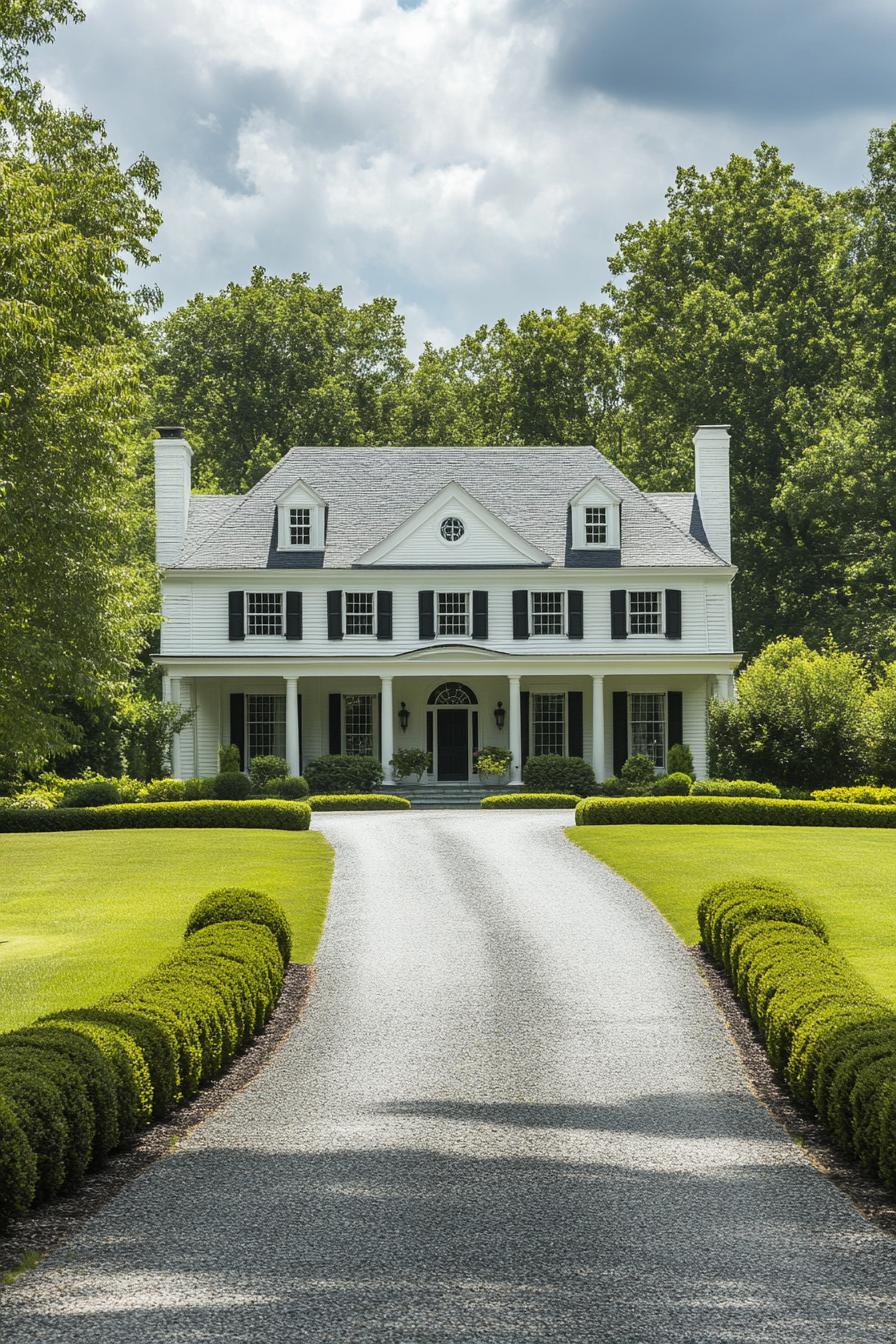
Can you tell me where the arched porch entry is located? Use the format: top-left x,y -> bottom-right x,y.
427,682 -> 478,782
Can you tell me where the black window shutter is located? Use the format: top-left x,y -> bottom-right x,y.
376,591 -> 393,640
665,589 -> 682,640
472,711 -> 479,752
568,691 -> 584,757
327,590 -> 343,640
512,590 -> 530,639
228,590 -> 245,641
612,691 -> 628,774
667,691 -> 683,750
610,590 -> 627,640
567,590 -> 584,639
229,693 -> 245,769
328,693 -> 342,754
472,591 -> 489,640
377,693 -> 382,756
285,591 -> 302,640
419,590 -> 435,640
520,690 -> 530,765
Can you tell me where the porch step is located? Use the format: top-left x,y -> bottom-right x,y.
387,784 -> 517,809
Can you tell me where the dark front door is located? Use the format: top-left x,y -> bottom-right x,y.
437,708 -> 469,781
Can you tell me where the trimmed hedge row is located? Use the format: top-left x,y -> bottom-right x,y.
0,799 -> 311,833
691,778 -> 781,798
480,793 -> 580,809
575,795 -> 896,827
0,892 -> 290,1230
308,794 -> 411,811
812,785 -> 896,806
698,880 -> 896,1192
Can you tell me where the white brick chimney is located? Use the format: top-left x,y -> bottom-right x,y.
154,427 -> 193,566
693,424 -> 731,563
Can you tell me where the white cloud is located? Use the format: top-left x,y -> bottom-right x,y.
32,0 -> 890,354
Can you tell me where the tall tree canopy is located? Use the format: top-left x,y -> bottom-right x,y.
0,1 -> 161,772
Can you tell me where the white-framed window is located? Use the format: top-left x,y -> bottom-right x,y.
289,507 -> 311,546
629,692 -> 665,768
440,516 -> 465,543
437,591 -> 469,636
628,590 -> 663,635
344,694 -> 375,756
532,692 -> 566,755
584,506 -> 607,545
247,694 -> 286,763
345,592 -> 375,636
530,591 -> 565,636
246,592 -> 283,636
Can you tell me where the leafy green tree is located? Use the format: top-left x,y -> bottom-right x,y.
865,665 -> 896,786
152,269 -> 410,491
0,1 -> 161,774
708,637 -> 870,789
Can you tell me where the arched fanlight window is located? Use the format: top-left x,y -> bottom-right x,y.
428,682 -> 477,706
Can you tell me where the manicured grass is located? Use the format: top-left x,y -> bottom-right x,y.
568,824 -> 896,1003
0,828 -> 334,1033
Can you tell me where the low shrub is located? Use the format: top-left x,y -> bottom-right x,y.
262,774 -> 309,800
620,754 -> 657,788
218,744 -> 241,773
574,795 -> 896,827
699,879 -> 896,1191
308,793 -> 411,811
522,754 -> 597,796
390,748 -> 431,782
210,771 -> 252,800
305,754 -> 384,794
652,772 -> 692,796
0,799 -> 311,833
186,887 -> 292,966
249,755 -> 289,791
183,776 -> 214,800
481,793 -> 579,809
10,791 -> 54,810
691,778 -> 781,798
139,778 -> 187,803
0,898 -> 292,1227
666,743 -> 694,778
58,779 -> 121,809
812,785 -> 896,806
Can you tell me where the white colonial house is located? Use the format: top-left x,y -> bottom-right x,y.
154,428 -> 740,787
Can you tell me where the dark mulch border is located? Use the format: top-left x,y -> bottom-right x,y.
0,963 -> 314,1282
691,946 -> 896,1236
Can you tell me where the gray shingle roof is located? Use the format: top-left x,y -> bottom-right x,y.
177,446 -> 725,570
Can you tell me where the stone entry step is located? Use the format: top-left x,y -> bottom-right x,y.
387,784 -> 516,809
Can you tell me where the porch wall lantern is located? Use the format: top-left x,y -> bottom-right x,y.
494,701 -> 506,730
398,701 -> 410,732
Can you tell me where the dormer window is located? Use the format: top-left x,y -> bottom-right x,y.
584,506 -> 607,545
289,507 -> 311,546
570,479 -> 621,549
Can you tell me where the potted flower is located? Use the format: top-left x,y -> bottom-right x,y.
473,746 -> 512,784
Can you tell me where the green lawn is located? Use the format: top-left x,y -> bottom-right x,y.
568,824 -> 896,1004
0,829 -> 334,1033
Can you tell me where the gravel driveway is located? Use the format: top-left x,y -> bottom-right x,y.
3,810 -> 896,1342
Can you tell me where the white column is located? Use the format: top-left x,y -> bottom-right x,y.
381,675 -> 395,785
591,674 -> 605,782
285,676 -> 300,775
508,675 -> 522,785
714,673 -> 733,701
169,676 -> 182,779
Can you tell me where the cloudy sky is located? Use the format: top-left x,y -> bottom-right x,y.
35,0 -> 896,354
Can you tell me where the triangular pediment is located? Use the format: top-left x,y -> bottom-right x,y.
356,482 -> 552,567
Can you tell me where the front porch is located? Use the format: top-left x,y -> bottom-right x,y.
161,652 -> 738,786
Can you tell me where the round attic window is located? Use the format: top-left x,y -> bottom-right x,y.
440,516 -> 465,542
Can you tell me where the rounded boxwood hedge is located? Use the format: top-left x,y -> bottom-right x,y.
699,879 -> 896,1192
186,887 -> 292,966
575,795 -> 896,827
0,798 -> 311,833
58,779 -> 121,808
308,793 -> 411,811
690,778 -> 781,798
480,793 -> 580,809
0,894 -> 293,1228
521,754 -> 597,797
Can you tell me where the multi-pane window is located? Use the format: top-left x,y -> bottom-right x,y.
531,592 -> 564,636
289,506 -> 311,546
585,506 -> 607,545
344,694 -> 374,756
630,693 -> 665,768
628,591 -> 662,635
532,693 -> 565,755
247,695 -> 286,763
345,592 -> 374,635
438,592 -> 469,636
246,592 -> 283,636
